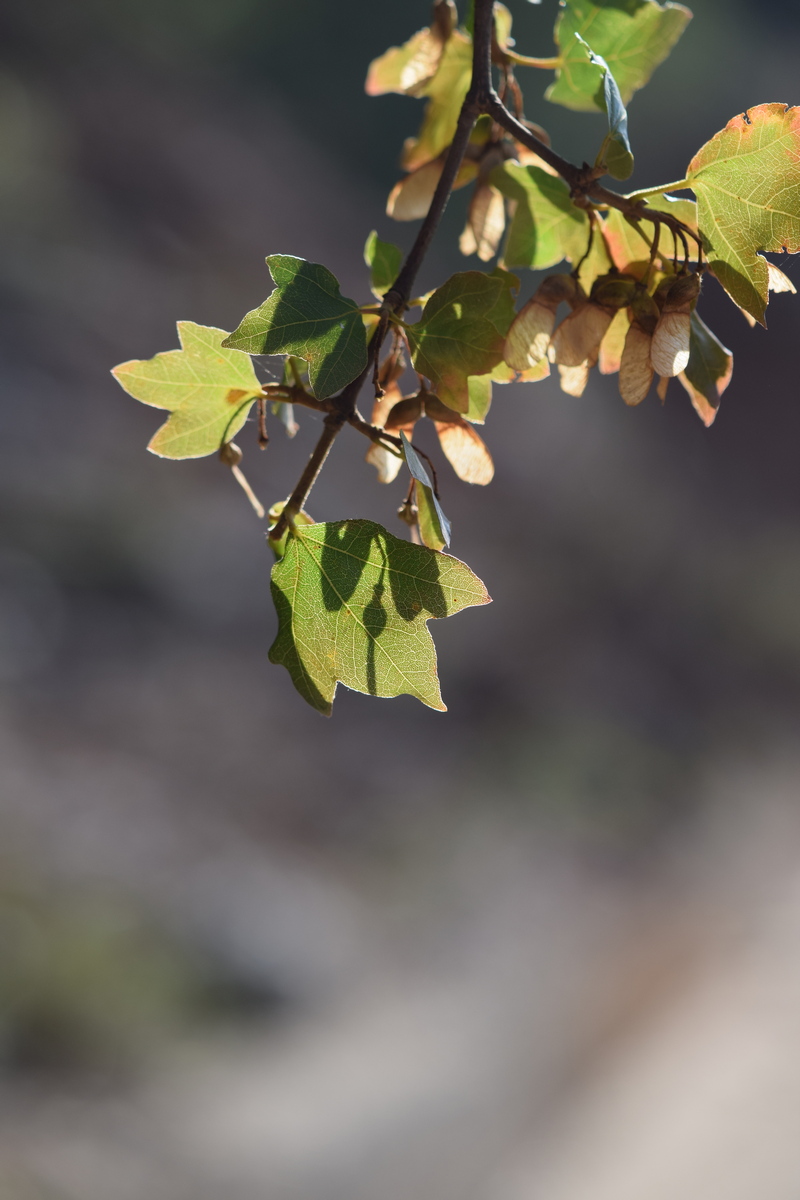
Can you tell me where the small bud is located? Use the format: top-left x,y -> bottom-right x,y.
219,440 -> 242,466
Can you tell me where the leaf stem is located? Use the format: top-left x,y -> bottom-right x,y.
625,179 -> 692,200
504,50 -> 561,69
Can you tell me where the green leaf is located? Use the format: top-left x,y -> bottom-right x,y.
364,231 -> 403,299
111,322 -> 262,460
268,519 -> 490,714
402,30 -> 473,171
490,162 -> 590,270
572,33 -> 634,181
407,271 -> 511,412
464,374 -> 493,423
678,311 -> 733,426
547,0 -> 691,113
222,256 -> 367,399
685,103 -> 800,324
400,430 -> 451,549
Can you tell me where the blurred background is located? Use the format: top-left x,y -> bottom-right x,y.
1,0 -> 800,1196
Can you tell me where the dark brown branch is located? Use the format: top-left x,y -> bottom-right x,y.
384,0 -> 498,311
484,93 -> 703,252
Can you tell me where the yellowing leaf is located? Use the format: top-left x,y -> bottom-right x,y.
366,19 -> 450,98
402,31 -> 473,171
491,162 -> 590,269
223,256 -> 367,399
269,520 -> 489,714
619,323 -> 654,406
111,322 -> 262,460
547,0 -> 691,113
686,104 -> 800,324
677,311 -> 732,426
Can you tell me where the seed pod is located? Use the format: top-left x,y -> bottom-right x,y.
767,261 -> 797,294
619,322 -> 654,406
599,308 -> 630,375
424,393 -> 494,485
365,395 -> 422,483
504,274 -> 579,370
552,302 -> 614,367
388,158 -> 476,221
630,287 -> 661,335
651,274 -> 700,377
557,361 -> 592,397
459,184 -> 506,262
591,274 -> 637,312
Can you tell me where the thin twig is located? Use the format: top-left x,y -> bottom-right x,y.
269,413 -> 345,542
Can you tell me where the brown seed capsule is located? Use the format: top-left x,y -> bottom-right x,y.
619,322 -> 654,406
504,274 -> 580,370
424,393 -> 493,485
599,308 -> 630,375
552,302 -> 614,367
651,274 -> 700,377
558,361 -> 592,397
459,185 -> 506,262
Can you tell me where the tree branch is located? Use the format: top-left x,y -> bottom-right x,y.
269,412 -> 345,542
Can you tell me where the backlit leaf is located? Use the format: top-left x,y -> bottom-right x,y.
677,311 -> 732,426
364,231 -> 402,299
425,393 -> 494,485
269,520 -> 489,714
402,31 -> 473,171
365,3 -> 456,98
111,322 -> 262,460
686,103 -> 800,324
491,162 -> 590,270
407,271 -> 512,412
547,0 -> 691,113
223,256 -> 367,399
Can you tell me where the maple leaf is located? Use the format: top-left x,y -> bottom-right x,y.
490,162 -> 590,270
547,0 -> 691,113
269,520 -> 490,714
223,256 -> 367,399
111,322 -> 262,459
686,103 -> 800,324
407,270 -> 516,413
